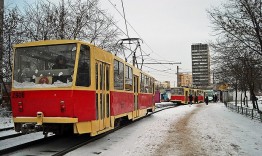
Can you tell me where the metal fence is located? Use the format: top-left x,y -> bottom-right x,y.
225,102 -> 262,122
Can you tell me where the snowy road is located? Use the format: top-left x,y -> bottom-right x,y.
66,103 -> 262,156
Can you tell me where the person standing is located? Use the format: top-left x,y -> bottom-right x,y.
189,94 -> 193,106
214,94 -> 218,102
205,95 -> 209,105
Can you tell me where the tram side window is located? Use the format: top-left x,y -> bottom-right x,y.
148,77 -> 153,93
189,89 -> 194,95
114,60 -> 124,90
140,73 -> 144,93
125,65 -> 133,91
144,76 -> 149,93
173,88 -> 183,95
76,45 -> 90,87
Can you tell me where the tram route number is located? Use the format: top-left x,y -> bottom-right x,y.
12,92 -> 25,98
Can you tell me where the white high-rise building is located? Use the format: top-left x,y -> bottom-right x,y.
191,43 -> 210,88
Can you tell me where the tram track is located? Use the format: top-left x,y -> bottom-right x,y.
0,132 -> 24,140
0,127 -> 14,132
53,104 -> 179,156
0,104 -> 178,156
0,135 -> 59,155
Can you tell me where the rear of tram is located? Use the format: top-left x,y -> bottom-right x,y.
11,40 -> 93,135
170,87 -> 189,104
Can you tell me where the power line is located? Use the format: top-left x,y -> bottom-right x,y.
143,65 -> 176,75
87,0 -> 128,37
106,0 -> 176,66
137,62 -> 181,65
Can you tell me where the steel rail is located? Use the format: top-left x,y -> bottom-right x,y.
52,104 -> 179,156
0,133 -> 23,140
0,135 -> 59,155
0,127 -> 14,132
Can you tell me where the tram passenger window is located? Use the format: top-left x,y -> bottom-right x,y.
144,76 -> 150,93
140,73 -> 145,93
76,45 -> 90,87
147,77 -> 153,93
114,60 -> 124,90
125,65 -> 133,91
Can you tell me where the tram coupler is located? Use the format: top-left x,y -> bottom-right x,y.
21,123 -> 35,134
36,111 -> 44,125
35,124 -> 43,132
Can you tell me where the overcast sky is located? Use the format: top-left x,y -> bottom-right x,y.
99,0 -> 224,86
7,0 -> 223,86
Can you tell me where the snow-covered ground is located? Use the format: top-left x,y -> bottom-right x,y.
66,102 -> 262,156
227,100 -> 262,110
0,116 -> 13,129
1,102 -> 262,155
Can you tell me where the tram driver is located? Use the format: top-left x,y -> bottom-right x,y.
52,55 -> 69,83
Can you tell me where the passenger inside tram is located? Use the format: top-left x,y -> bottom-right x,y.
52,55 -> 69,83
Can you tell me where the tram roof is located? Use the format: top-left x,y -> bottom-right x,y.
13,40 -> 91,48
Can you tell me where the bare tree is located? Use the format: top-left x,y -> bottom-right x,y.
2,0 -> 123,84
3,7 -> 23,81
19,0 -> 122,52
208,0 -> 262,111
208,0 -> 262,56
0,0 -> 3,77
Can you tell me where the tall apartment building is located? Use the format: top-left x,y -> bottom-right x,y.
191,43 -> 210,88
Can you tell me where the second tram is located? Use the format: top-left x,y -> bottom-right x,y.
170,87 -> 204,104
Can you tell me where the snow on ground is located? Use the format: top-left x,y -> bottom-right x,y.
0,117 -> 13,129
228,100 -> 262,110
66,102 -> 262,156
1,102 -> 262,155
0,132 -> 45,151
0,108 -> 13,129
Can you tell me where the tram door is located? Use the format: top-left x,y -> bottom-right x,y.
185,90 -> 188,104
96,61 -> 110,130
134,75 -> 139,118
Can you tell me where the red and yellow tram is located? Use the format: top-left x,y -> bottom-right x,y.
170,87 -> 190,104
11,40 -> 155,136
192,88 -> 204,103
170,87 -> 204,104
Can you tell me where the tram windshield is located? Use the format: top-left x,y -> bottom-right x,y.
13,44 -> 77,88
170,88 -> 183,95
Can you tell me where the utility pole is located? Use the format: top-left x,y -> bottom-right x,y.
177,66 -> 179,87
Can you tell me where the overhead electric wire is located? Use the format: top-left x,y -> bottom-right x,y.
87,0 -> 129,37
143,65 -> 176,75
106,0 -> 177,69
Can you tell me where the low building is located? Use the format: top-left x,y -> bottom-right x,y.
178,73 -> 192,87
